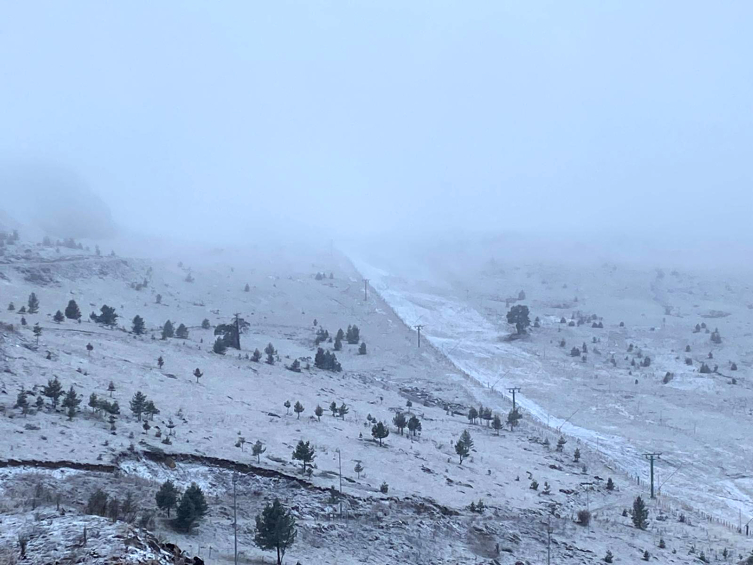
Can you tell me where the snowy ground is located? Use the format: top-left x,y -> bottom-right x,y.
0,228 -> 751,563
347,237 -> 753,529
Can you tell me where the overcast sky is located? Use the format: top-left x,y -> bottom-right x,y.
0,1 -> 751,244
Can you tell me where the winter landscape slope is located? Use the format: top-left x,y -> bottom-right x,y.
0,228 -> 751,564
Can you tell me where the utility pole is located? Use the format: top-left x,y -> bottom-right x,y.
643,452 -> 661,499
415,325 -> 424,348
232,471 -> 238,565
546,516 -> 552,565
507,387 -> 521,412
336,448 -> 343,518
233,312 -> 241,350
363,279 -> 369,302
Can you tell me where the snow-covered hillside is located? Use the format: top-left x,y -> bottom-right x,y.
0,230 -> 751,564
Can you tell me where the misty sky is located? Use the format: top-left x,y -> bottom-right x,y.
1,1 -> 751,242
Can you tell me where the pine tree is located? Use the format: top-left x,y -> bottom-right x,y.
407,415 -> 422,436
338,403 -> 349,419
175,492 -> 196,532
294,401 -> 304,419
252,440 -> 266,463
144,400 -> 160,420
213,336 -> 227,354
53,310 -> 64,323
467,407 -> 478,424
65,299 -> 81,320
292,440 -> 316,472
254,498 -> 297,565
132,315 -> 145,335
492,414 -> 502,435
314,404 -> 323,421
252,348 -> 261,362
371,421 -> 389,446
158,356 -> 164,369
632,496 -> 649,529
201,318 -> 211,329
162,320 -> 174,339
86,342 -> 93,355
346,324 -> 360,344
156,480 -> 179,517
193,368 -> 203,383
334,335 -> 342,351
506,305 -> 530,334
604,550 -> 613,563
574,448 -> 581,462
43,376 -> 64,409
556,436 -> 567,451
130,391 -> 147,421
107,381 -> 116,397
92,305 -> 118,327
265,343 -> 275,365
244,283 -> 250,292
358,342 -> 367,355
393,412 -> 407,435
7,302 -> 14,311
354,462 -> 364,478
33,323 -> 42,345
284,400 -> 291,415
61,386 -> 81,420
507,408 -> 521,431
27,293 -> 39,314
606,477 -> 615,491
329,401 -> 338,417
176,323 -> 189,339
15,390 -> 29,415
455,430 -> 474,464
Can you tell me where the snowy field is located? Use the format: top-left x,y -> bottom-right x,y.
348,238 -> 753,529
0,229 -> 751,563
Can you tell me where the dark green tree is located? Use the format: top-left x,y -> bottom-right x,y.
507,408 -> 521,431
130,391 -> 147,421
455,430 -> 474,464
314,404 -> 323,421
201,318 -> 211,329
292,440 -> 315,472
393,412 -> 407,435
252,348 -> 261,362
492,414 -> 502,435
33,323 -> 42,345
27,292 -> 39,314
156,480 -> 179,517
407,415 -> 422,436
632,496 -> 649,529
254,498 -> 297,565
346,324 -> 360,344
371,421 -> 389,446
252,440 -> 266,463
15,390 -> 29,415
92,305 -> 118,327
506,305 -> 530,335
294,401 -> 304,419
132,315 -> 145,335
61,386 -> 81,419
176,323 -> 189,339
162,320 -> 174,339
53,310 -> 64,323
65,299 -> 81,320
43,376 -> 64,409
213,337 -> 227,355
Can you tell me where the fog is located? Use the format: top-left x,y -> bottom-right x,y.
1,1 -> 751,259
